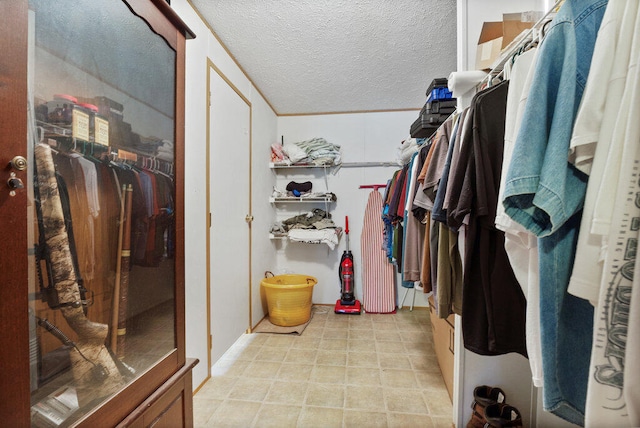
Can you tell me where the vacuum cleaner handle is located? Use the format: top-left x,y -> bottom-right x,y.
345,216 -> 349,234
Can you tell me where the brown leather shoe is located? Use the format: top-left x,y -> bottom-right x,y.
466,386 -> 506,428
483,403 -> 523,428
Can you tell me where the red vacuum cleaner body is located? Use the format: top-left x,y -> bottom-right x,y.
335,216 -> 362,314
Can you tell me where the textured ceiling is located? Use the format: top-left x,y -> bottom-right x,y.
189,0 -> 457,115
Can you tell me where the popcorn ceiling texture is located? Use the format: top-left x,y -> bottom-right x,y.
190,0 -> 457,115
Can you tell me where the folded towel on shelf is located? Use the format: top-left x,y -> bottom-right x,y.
287,228 -> 342,250
282,137 -> 342,166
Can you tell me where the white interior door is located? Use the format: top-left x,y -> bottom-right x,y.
208,65 -> 251,366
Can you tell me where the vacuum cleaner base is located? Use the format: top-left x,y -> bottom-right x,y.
334,299 -> 361,315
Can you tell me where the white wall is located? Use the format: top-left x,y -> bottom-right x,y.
276,112 -> 430,309
173,0 -> 277,391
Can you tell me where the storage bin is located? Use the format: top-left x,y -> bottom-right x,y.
410,114 -> 439,138
261,274 -> 317,326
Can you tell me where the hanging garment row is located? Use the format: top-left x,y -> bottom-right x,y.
380,0 -> 639,426
40,142 -> 176,326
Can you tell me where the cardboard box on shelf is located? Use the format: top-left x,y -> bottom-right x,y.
475,11 -> 543,70
476,21 -> 504,71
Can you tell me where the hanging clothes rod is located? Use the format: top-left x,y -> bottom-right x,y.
339,161 -> 399,168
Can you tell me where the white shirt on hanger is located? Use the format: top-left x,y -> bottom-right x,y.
568,0 -> 637,304
495,47 -> 543,387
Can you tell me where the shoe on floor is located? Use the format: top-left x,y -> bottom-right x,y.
465,385 -> 506,428
484,402 -> 523,428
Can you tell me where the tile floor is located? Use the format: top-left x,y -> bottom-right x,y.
193,306 -> 453,427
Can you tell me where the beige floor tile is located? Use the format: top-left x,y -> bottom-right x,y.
264,380 -> 307,405
381,368 -> 419,389
349,328 -> 376,340
348,317 -> 373,329
394,312 -> 422,323
303,326 -> 325,338
253,403 -> 301,428
414,370 -> 448,391
310,365 -> 346,384
316,349 -> 347,366
197,376 -> 238,399
343,409 -> 388,427
306,321 -> 327,330
345,367 -> 382,386
212,358 -> 251,378
379,353 -> 412,369
347,351 -> 379,368
344,385 -> 385,410
277,362 -> 314,381
263,334 -> 296,348
385,388 -> 429,414
254,346 -> 289,362
375,329 -> 401,342
246,333 -> 270,346
374,321 -> 400,331
401,322 -> 427,332
411,354 -> 442,372
388,412 -> 435,427
369,313 -> 396,323
432,415 -> 454,427
424,388 -> 453,416
243,361 -> 283,379
284,348 -> 317,364
323,328 -> 349,339
348,339 -> 377,352
210,400 -> 261,427
404,340 -> 436,356
228,377 -> 273,401
325,318 -> 349,329
290,336 -> 321,349
193,397 -> 223,426
399,330 -> 430,343
376,340 -> 405,354
234,344 -> 263,361
297,406 -> 343,428
305,383 -> 345,408
318,338 -> 348,351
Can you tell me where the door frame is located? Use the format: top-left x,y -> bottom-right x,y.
205,59 -> 253,374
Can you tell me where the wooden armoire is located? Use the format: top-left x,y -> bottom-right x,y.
0,0 -> 197,426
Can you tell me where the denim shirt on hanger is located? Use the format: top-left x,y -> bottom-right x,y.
501,0 -> 608,425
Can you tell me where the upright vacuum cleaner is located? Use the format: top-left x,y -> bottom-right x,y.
335,216 -> 362,314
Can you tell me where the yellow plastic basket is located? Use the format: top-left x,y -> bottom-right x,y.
261,274 -> 317,327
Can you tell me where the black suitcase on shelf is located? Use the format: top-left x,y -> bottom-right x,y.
425,78 -> 449,96
410,115 -> 439,138
423,99 -> 457,115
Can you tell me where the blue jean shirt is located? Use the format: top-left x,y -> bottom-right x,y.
501,0 -> 608,424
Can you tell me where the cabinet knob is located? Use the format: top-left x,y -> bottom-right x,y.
10,155 -> 28,171
245,214 -> 254,223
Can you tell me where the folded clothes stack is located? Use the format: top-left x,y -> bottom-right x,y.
271,138 -> 342,166
270,209 -> 342,249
